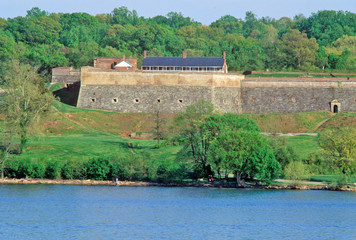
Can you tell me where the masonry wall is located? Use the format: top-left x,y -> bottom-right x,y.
78,85 -> 214,113
241,78 -> 356,113
68,68 -> 356,114
52,67 -> 80,84
77,68 -> 243,113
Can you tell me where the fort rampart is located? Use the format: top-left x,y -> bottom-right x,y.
77,67 -> 243,113
52,67 -> 80,84
53,67 -> 356,114
242,78 -> 356,113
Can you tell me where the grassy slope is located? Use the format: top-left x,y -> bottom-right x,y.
1,84 -> 354,177
22,99 -> 354,162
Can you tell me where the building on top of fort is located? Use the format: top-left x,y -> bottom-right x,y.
141,51 -> 228,73
93,56 -> 138,71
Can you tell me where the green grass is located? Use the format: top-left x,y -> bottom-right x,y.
274,135 -> 321,160
309,175 -> 356,184
17,132 -> 181,165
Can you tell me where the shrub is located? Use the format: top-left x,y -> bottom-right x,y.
61,159 -> 87,180
86,158 -> 112,180
333,172 -> 349,188
18,158 -> 36,178
32,159 -> 46,178
284,161 -> 310,182
4,157 -> 20,178
45,160 -> 62,179
274,146 -> 300,170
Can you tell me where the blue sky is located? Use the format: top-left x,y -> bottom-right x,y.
1,0 -> 355,24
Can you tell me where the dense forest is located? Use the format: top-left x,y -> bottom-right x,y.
0,7 -> 355,81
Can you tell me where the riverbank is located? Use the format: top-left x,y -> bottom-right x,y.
1,178 -> 355,191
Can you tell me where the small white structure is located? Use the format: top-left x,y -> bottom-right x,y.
114,61 -> 134,70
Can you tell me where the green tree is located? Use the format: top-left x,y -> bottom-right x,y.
210,15 -> 242,34
151,109 -> 166,149
300,10 -> 356,46
0,129 -> 17,178
280,29 -> 319,69
210,126 -> 280,185
3,60 -> 54,150
319,127 -> 356,177
173,101 -> 215,177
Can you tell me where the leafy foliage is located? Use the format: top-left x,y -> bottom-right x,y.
319,127 -> 356,176
0,7 -> 355,78
174,102 -> 281,184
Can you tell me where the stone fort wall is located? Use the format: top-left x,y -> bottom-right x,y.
76,67 -> 243,113
52,67 -> 80,84
241,78 -> 356,113
54,67 -> 355,114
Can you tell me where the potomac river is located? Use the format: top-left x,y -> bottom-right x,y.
0,185 -> 355,239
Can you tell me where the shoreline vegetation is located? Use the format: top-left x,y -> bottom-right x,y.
1,177 -> 355,192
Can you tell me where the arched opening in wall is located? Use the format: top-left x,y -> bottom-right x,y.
333,105 -> 338,113
157,98 -> 161,103
90,98 -> 96,103
134,98 -> 140,103
178,99 -> 183,103
112,98 -> 118,103
330,100 -> 340,113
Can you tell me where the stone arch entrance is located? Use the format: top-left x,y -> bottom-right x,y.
330,100 -> 341,113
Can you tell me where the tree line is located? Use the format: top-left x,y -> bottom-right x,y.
0,6 -> 355,82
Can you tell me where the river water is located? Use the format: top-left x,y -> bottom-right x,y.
0,185 -> 355,240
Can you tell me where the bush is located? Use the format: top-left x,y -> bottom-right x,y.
18,158 -> 36,178
45,160 -> 62,179
155,160 -> 186,183
86,158 -> 112,180
333,172 -> 349,188
113,154 -> 148,181
4,157 -> 20,178
273,146 -> 300,170
61,159 -> 87,180
284,161 -> 310,181
32,159 -> 46,178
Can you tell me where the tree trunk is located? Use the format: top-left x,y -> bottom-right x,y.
217,168 -> 221,180
235,171 -> 241,187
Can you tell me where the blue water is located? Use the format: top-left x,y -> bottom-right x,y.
0,185 -> 355,240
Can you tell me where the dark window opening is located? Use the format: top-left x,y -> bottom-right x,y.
333,105 -> 338,113
135,98 -> 139,103
178,99 -> 183,103
157,99 -> 161,103
90,98 -> 96,103
113,98 -> 118,103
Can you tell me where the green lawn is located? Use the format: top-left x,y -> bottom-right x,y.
269,135 -> 321,160
19,132 -> 181,164
310,175 -> 356,184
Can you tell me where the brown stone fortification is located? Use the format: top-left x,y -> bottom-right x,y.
52,67 -> 80,84
77,67 -> 243,113
80,67 -> 242,87
53,66 -> 356,114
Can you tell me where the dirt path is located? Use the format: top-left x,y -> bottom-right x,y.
275,179 -> 326,185
127,142 -> 136,154
309,116 -> 334,133
52,106 -> 90,131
